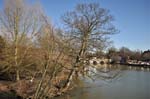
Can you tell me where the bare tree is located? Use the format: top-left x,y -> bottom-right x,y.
61,3 -> 117,89
0,0 -> 43,81
33,15 -> 74,99
62,3 -> 117,61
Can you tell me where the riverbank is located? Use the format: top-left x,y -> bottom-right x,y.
120,63 -> 150,68
119,60 -> 150,68
0,69 -> 75,99
0,80 -> 35,99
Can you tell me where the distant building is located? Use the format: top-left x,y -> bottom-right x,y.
110,55 -> 122,64
142,50 -> 150,62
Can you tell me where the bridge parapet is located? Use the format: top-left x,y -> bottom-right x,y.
88,57 -> 110,65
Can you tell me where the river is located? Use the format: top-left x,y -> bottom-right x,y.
54,65 -> 150,99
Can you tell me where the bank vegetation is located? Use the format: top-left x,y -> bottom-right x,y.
0,0 -> 117,98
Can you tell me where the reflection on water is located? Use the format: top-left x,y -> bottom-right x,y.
54,65 -> 150,99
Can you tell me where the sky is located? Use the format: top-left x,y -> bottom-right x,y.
0,0 -> 149,51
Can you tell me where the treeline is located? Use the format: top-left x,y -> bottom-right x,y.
107,47 -> 150,61
90,47 -> 150,63
0,0 -> 117,98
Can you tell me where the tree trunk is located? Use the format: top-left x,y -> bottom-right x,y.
16,70 -> 20,81
14,11 -> 19,81
63,33 -> 89,90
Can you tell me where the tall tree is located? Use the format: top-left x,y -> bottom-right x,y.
62,3 -> 117,61
119,47 -> 131,59
61,3 -> 117,90
0,0 -> 43,81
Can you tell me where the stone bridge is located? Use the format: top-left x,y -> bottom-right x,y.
88,57 -> 110,65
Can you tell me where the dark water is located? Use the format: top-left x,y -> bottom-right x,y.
55,65 -> 150,99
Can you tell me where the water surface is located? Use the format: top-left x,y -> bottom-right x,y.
55,65 -> 150,99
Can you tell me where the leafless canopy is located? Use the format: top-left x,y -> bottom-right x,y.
62,3 -> 117,54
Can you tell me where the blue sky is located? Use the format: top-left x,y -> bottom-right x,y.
0,0 -> 149,51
